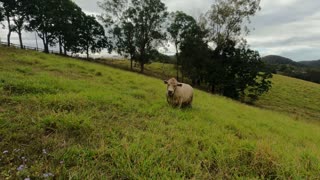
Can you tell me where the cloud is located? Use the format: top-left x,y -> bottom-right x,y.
73,0 -> 103,13
247,1 -> 320,60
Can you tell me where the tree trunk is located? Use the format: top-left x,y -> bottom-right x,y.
211,84 -> 215,93
140,62 -> 144,73
6,16 -> 11,47
63,39 -> 67,55
86,47 -> 89,59
59,36 -> 63,55
18,30 -> 23,49
44,43 -> 49,53
140,46 -> 146,73
175,43 -> 179,81
63,46 -> 67,56
42,37 -> 49,53
41,38 -> 45,52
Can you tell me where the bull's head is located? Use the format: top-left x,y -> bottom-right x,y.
164,78 -> 182,97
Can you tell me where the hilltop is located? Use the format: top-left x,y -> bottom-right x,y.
262,55 -> 303,67
262,55 -> 320,84
0,47 -> 320,179
300,60 -> 320,68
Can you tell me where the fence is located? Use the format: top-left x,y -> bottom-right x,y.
0,41 -> 64,55
0,41 -> 99,62
0,41 -> 120,66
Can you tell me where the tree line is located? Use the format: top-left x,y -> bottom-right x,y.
0,0 -> 110,58
0,0 -> 272,101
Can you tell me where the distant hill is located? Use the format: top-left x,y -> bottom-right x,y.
300,60 -> 320,68
262,55 -> 320,69
262,55 -> 320,84
261,55 -> 303,67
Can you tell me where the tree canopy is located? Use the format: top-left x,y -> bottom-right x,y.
167,11 -> 200,81
176,0 -> 271,101
77,14 -> 110,59
1,0 -> 15,46
11,0 -> 27,49
0,2 -> 5,28
100,0 -> 168,73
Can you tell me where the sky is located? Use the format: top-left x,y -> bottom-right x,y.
1,0 -> 319,61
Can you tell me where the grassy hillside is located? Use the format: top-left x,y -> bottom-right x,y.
101,58 -> 320,122
257,75 -> 320,122
262,55 -> 320,84
1,47 -> 320,179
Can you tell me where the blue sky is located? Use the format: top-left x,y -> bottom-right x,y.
1,0 -> 319,61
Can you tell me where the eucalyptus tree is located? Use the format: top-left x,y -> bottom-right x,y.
0,4 -> 4,41
167,11 -> 199,80
0,0 -> 15,46
204,0 -> 261,52
25,0 -> 62,53
53,0 -> 83,55
11,0 -> 28,49
199,0 -> 271,101
100,0 -> 168,73
100,0 -> 136,69
77,14 -> 110,59
0,2 -> 4,25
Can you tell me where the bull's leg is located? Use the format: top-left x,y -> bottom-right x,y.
178,99 -> 183,108
189,96 -> 193,108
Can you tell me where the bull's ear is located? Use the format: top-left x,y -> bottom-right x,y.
164,80 -> 168,84
177,83 -> 183,87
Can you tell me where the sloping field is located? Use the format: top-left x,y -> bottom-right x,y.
257,75 -> 320,122
101,58 -> 320,122
0,47 -> 320,179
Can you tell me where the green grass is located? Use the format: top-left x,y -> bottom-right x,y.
1,47 -> 320,179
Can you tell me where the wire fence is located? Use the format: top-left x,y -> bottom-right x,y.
0,41 -> 123,68
0,41 -> 101,62
0,41 -> 63,54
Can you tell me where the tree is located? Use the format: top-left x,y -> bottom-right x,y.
100,0 -> 168,73
0,3 -> 4,41
216,42 -> 272,101
204,0 -> 261,50
132,0 -> 168,73
53,0 -> 83,55
11,0 -> 27,49
0,2 -> 4,23
77,14 -> 110,59
168,11 -> 200,81
114,22 -> 136,69
99,0 -> 136,70
194,0 -> 271,101
1,0 -> 15,46
26,0 -> 59,53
